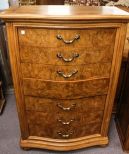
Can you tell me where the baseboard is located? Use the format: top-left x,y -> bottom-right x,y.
20,135 -> 108,151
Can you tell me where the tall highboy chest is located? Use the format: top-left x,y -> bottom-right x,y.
0,6 -> 129,151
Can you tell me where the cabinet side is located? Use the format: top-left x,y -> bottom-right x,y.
6,23 -> 29,139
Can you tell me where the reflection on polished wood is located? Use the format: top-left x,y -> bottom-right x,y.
1,6 -> 129,21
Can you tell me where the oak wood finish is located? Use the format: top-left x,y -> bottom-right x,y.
26,96 -> 104,139
1,6 -> 129,151
1,6 -> 129,21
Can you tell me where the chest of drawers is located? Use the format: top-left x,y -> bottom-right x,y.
1,6 -> 129,151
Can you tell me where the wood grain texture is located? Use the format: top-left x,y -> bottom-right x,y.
18,28 -> 116,48
19,46 -> 114,65
26,110 -> 103,139
6,23 -> 29,139
123,23 -> 129,60
25,95 -> 104,139
20,135 -> 108,151
21,63 -> 111,81
23,78 -> 109,99
1,6 -> 128,151
117,7 -> 129,60
25,95 -> 106,112
1,6 -> 129,21
101,23 -> 127,136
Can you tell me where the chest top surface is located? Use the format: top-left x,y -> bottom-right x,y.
0,6 -> 129,22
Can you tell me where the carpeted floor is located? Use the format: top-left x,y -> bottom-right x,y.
0,94 -> 128,154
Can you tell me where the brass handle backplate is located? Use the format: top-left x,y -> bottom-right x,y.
57,69 -> 78,78
57,131 -> 73,138
58,119 -> 75,125
56,34 -> 80,44
57,53 -> 79,62
57,103 -> 76,111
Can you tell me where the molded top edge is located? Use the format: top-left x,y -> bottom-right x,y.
0,5 -> 129,21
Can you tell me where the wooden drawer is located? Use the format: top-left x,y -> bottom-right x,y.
26,110 -> 103,139
23,78 -> 109,99
21,63 -> 111,81
25,95 -> 106,113
18,28 -> 116,48
20,46 -> 114,65
19,28 -> 116,65
25,95 -> 105,139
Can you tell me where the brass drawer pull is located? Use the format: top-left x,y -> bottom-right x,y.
57,131 -> 73,138
57,53 -> 79,62
57,103 -> 76,111
57,70 -> 78,78
58,119 -> 75,125
56,34 -> 80,44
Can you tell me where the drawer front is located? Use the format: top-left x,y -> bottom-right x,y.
23,78 -> 109,99
19,28 -> 116,65
19,46 -> 114,65
25,95 -> 106,113
26,110 -> 103,139
18,28 -> 116,48
21,63 -> 111,81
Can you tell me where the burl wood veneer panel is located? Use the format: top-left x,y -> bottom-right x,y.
1,5 -> 129,151
18,28 -> 116,48
25,95 -> 106,113
19,46 -> 114,65
26,110 -> 103,139
23,78 -> 109,99
21,63 -> 111,81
